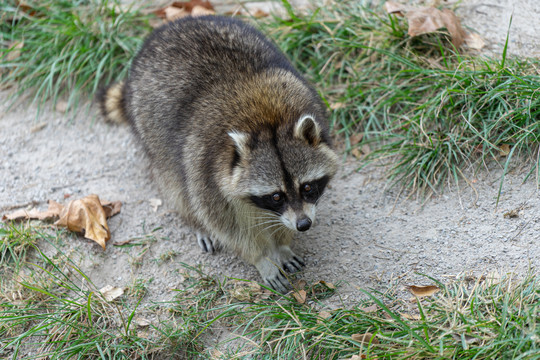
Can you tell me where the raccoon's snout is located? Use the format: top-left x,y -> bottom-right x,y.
296,217 -> 312,232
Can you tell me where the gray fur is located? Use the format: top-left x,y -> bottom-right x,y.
99,16 -> 338,292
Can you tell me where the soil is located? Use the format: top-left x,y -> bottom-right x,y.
1,0 -> 538,317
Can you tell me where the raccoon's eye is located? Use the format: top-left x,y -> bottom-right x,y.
303,184 -> 312,193
272,193 -> 282,202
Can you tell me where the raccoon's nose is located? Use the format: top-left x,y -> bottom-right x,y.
296,217 -> 312,232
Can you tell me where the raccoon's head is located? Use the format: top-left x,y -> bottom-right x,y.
226,114 -> 338,232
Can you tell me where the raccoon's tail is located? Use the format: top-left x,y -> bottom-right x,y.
97,81 -> 127,124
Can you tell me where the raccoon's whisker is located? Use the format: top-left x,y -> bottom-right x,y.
256,221 -> 284,236
267,224 -> 287,239
247,219 -> 281,230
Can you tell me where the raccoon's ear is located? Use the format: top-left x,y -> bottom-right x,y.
228,131 -> 249,162
294,115 -> 321,146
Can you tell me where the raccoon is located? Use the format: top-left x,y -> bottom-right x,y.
99,16 -> 338,292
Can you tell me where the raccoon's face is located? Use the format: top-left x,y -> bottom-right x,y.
227,115 -> 338,232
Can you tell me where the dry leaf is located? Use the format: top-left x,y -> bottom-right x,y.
503,209 -> 519,218
384,1 -> 407,15
295,279 -> 307,289
360,144 -> 371,156
452,333 -> 479,349
30,122 -> 47,133
407,285 -> 440,297
464,32 -> 485,50
349,133 -> 363,146
408,7 -> 465,46
163,6 -> 187,21
191,5 -> 215,16
6,41 -> 24,62
330,102 -> 346,110
253,8 -> 269,18
351,148 -> 362,159
155,1 -> 215,21
351,332 -> 379,345
99,285 -> 124,302
499,144 -> 510,156
359,304 -> 378,313
135,317 -> 152,327
2,200 -> 63,222
292,289 -> 307,304
313,280 -> 335,289
149,198 -> 162,212
385,3 -> 467,47
55,100 -> 68,113
317,310 -> 332,324
56,194 -> 114,250
399,312 -> 420,320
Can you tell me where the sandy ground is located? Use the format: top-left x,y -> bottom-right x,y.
1,0 -> 538,312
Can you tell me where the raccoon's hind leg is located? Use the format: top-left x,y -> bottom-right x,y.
196,232 -> 216,254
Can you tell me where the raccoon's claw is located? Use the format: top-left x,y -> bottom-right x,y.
265,272 -> 290,294
256,258 -> 291,293
196,233 -> 215,254
283,256 -> 305,273
275,246 -> 305,273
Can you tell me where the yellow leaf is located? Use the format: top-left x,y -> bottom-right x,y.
407,285 -> 440,297
351,332 -> 379,345
292,289 -> 307,304
499,144 -> 510,156
99,285 -> 124,302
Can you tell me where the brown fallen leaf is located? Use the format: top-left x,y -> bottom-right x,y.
101,200 -> 122,218
6,41 -> 24,62
313,280 -> 335,289
384,1 -> 406,15
351,332 -> 379,345
351,148 -> 362,159
499,144 -> 511,156
99,285 -> 124,302
317,310 -> 332,323
464,32 -> 485,50
135,317 -> 152,328
292,289 -> 307,304
149,198 -> 162,212
349,133 -> 363,146
191,5 -> 215,16
55,194 -> 119,250
407,285 -> 440,297
155,0 -> 215,21
452,333 -> 479,349
399,312 -> 420,320
503,209 -> 519,219
2,200 -> 63,222
359,304 -> 378,313
253,8 -> 269,18
385,2 -> 467,47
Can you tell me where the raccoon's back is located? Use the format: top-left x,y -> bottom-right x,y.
123,16 -> 304,154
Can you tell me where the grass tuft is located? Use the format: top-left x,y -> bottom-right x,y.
263,1 -> 540,197
0,0 -> 151,115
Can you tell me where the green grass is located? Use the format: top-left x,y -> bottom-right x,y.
263,0 -> 540,198
0,0 -> 151,115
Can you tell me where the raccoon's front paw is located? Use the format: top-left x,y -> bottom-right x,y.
196,232 -> 215,254
275,246 -> 305,273
255,258 -> 290,294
